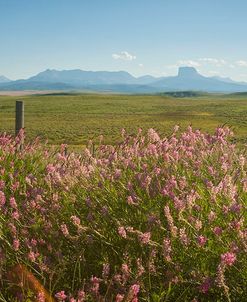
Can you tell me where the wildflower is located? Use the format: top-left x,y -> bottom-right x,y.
221,252 -> 236,266
71,215 -> 81,226
0,180 -> 5,190
164,206 -> 177,237
102,263 -> 110,279
127,195 -> 135,205
137,258 -> 145,277
61,224 -> 69,237
116,294 -> 124,302
195,219 -> 202,231
90,276 -> 100,295
0,191 -> 5,207
216,264 -> 230,299
30,238 -> 38,247
37,292 -> 45,302
130,284 -> 140,296
163,237 -> 172,262
213,226 -> 222,236
179,228 -> 189,246
28,251 -> 37,262
197,235 -> 207,247
148,128 -> 160,142
114,274 -> 122,283
77,290 -> 86,300
8,223 -> 17,236
118,226 -> 127,238
199,277 -> 211,294
12,211 -> 20,220
55,291 -> 67,301
138,232 -> 151,245
13,239 -> 20,251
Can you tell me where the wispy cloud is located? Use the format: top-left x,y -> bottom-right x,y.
177,60 -> 201,67
166,58 -> 230,70
235,60 -> 247,67
198,58 -> 227,66
112,51 -> 136,61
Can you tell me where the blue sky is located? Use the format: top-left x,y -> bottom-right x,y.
1,0 -> 247,80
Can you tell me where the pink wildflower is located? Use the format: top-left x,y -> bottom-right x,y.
213,226 -> 222,236
102,263 -> 110,279
77,290 -> 85,300
138,232 -> 151,245
118,226 -> 127,238
0,191 -> 5,207
61,224 -> 69,237
130,284 -> 140,296
28,251 -> 37,262
0,180 -> 5,190
197,235 -> 207,247
13,239 -> 20,251
221,252 -> 236,266
71,215 -> 81,226
116,294 -> 124,302
90,276 -> 100,295
12,211 -> 20,220
37,292 -> 45,302
55,291 -> 67,301
127,195 -> 135,205
199,277 -> 211,294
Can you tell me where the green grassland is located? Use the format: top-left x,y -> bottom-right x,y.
0,93 -> 247,146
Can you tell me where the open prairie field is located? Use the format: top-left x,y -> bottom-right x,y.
0,93 -> 247,145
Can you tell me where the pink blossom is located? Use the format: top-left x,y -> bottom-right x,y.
61,224 -> 69,237
130,284 -> 140,296
13,239 -> 20,251
71,215 -> 81,226
115,294 -> 124,302
55,291 -> 67,301
213,226 -> 222,236
199,277 -> 211,294
118,226 -> 127,238
0,191 -> 5,207
12,211 -> 20,220
127,195 -> 135,205
138,232 -> 151,245
37,292 -> 45,302
102,263 -> 110,279
221,252 -> 236,266
77,290 -> 85,300
197,235 -> 207,247
28,251 -> 37,262
90,276 -> 100,295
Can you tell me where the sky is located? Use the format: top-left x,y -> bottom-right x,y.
1,0 -> 247,81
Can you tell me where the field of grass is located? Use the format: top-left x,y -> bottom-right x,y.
0,93 -> 247,146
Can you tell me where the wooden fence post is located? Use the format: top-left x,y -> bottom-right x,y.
15,100 -> 24,136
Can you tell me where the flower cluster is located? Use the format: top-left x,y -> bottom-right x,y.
0,126 -> 246,301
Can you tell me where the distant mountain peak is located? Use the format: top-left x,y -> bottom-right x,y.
1,67 -> 247,93
178,66 -> 199,78
0,75 -> 11,83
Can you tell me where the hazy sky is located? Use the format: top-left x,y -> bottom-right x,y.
1,0 -> 247,80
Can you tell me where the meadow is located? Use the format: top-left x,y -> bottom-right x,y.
0,126 -> 246,301
0,93 -> 247,146
0,93 -> 247,301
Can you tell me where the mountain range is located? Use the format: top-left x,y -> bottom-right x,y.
1,67 -> 247,93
